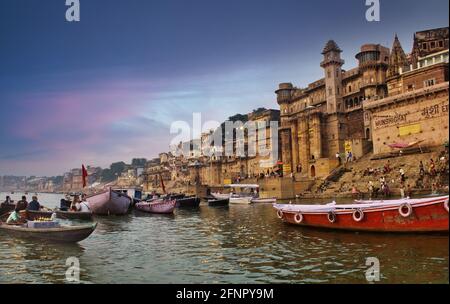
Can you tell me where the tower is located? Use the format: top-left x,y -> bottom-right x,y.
387,34 -> 409,78
320,40 -> 345,114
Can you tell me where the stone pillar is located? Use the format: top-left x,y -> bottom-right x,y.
311,114 -> 322,159
298,117 -> 309,173
290,121 -> 298,174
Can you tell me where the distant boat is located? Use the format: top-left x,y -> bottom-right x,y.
55,210 -> 93,221
208,198 -> 229,207
113,187 -> 143,205
0,222 -> 97,243
251,198 -> 277,204
274,195 -> 449,233
213,184 -> 259,205
175,196 -> 201,208
86,188 -> 132,215
135,200 -> 176,214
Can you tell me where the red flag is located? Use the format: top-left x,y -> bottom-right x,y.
82,165 -> 88,188
159,173 -> 166,194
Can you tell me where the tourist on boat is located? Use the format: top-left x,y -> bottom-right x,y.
3,196 -> 13,204
6,207 -> 23,224
383,160 -> 391,174
76,195 -> 90,212
27,196 -> 41,211
60,198 -> 71,211
70,195 -> 80,211
16,196 -> 28,211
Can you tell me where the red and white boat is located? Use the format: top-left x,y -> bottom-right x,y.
86,188 -> 132,215
135,200 -> 176,214
273,195 -> 449,233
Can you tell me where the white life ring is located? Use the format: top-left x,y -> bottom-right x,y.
327,212 -> 337,223
294,212 -> 303,224
399,203 -> 413,218
352,209 -> 364,222
444,199 -> 449,213
277,210 -> 284,219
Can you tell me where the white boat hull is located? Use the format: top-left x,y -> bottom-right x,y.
86,189 -> 132,215
230,197 -> 253,204
251,198 -> 277,204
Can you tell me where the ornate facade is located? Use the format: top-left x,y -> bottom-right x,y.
277,40 -> 389,178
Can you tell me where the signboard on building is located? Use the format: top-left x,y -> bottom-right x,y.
223,179 -> 232,185
399,124 -> 421,136
283,164 -> 291,174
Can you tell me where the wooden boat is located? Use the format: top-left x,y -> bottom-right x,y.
26,210 -> 54,220
175,196 -> 201,208
208,198 -> 229,207
113,187 -> 143,205
135,200 -> 176,214
0,222 -> 97,243
213,184 -> 258,205
55,210 -> 93,220
86,188 -> 132,215
273,195 -> 449,233
251,197 -> 277,204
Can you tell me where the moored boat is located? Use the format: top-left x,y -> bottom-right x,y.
208,198 -> 229,207
273,195 -> 449,233
86,188 -> 132,215
55,210 -> 93,221
26,210 -> 54,221
0,222 -> 97,243
175,196 -> 201,208
251,198 -> 277,204
135,200 -> 176,214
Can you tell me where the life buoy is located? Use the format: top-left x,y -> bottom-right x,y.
277,210 -> 284,219
444,199 -> 449,213
327,212 -> 336,223
352,209 -> 364,222
399,203 -> 413,218
294,212 -> 303,224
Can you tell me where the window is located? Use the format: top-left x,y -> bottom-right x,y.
348,85 -> 352,92
336,69 -> 339,77
439,40 -> 444,48
328,87 -> 332,96
327,70 -> 331,78
424,79 -> 436,87
431,42 -> 436,49
422,43 -> 428,50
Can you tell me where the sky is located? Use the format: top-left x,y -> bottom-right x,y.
0,0 -> 448,176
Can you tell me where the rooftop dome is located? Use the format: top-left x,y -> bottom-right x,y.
322,40 -> 342,54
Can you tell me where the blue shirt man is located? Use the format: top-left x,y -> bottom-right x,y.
27,196 -> 41,211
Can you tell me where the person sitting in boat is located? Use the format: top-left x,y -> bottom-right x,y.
77,195 -> 90,212
6,207 -> 24,224
60,198 -> 71,211
27,196 -> 41,211
16,196 -> 28,211
70,195 -> 81,211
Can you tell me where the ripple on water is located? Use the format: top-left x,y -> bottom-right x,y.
0,192 -> 448,283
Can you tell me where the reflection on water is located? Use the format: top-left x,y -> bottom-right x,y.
0,192 -> 448,283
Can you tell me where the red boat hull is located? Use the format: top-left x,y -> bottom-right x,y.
276,199 -> 449,233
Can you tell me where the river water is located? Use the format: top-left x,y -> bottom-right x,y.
0,192 -> 448,284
